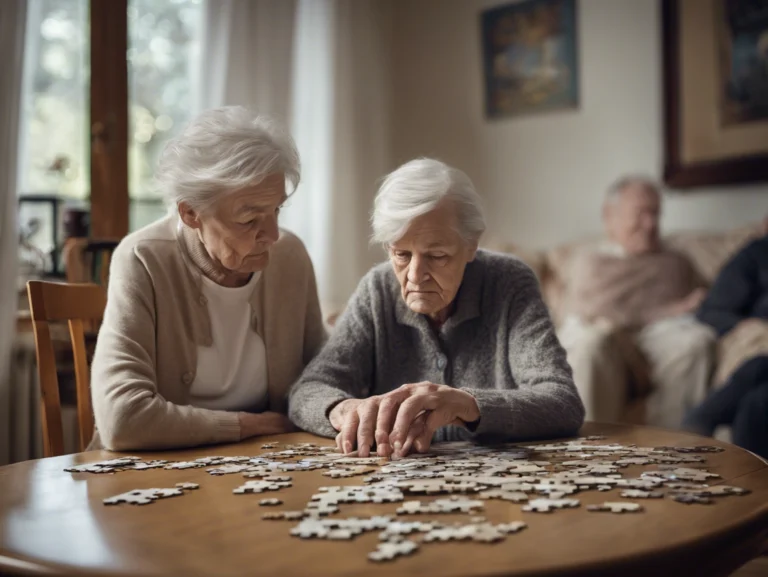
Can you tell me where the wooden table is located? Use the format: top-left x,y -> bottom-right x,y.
0,423 -> 767,577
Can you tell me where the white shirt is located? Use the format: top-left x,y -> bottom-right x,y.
188,272 -> 268,412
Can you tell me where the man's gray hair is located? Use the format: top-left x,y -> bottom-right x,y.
606,175 -> 660,204
155,106 -> 300,213
371,158 -> 486,246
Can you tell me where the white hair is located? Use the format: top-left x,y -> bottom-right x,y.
606,175 -> 659,204
154,106 -> 300,213
371,158 -> 486,246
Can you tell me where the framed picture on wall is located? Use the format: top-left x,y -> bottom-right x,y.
663,0 -> 768,188
480,0 -> 579,119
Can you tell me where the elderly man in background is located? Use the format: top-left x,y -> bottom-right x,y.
558,176 -> 716,429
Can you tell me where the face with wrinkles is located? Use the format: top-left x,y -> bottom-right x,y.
180,173 -> 286,283
389,199 -> 477,323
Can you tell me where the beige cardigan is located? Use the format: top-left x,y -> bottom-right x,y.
90,216 -> 327,451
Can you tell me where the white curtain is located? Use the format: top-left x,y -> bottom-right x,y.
200,0 -> 391,314
0,0 -> 27,465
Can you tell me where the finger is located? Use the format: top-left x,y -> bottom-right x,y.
335,432 -> 342,453
391,396 -> 436,449
340,410 -> 360,455
356,400 -> 379,458
401,414 -> 428,457
413,429 -> 433,454
375,395 -> 403,457
414,416 -> 439,454
424,408 -> 450,435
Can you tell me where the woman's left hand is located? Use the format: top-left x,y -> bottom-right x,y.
387,382 -> 480,458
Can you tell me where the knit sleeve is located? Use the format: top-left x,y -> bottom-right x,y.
91,243 -> 240,450
463,265 -> 585,440
696,240 -> 761,336
288,273 -> 377,437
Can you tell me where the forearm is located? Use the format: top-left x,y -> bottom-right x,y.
95,387 -> 241,451
288,381 -> 353,438
462,383 -> 585,440
696,308 -> 747,337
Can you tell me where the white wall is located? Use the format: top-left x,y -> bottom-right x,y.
391,0 -> 768,249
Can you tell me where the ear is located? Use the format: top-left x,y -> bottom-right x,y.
178,202 -> 202,230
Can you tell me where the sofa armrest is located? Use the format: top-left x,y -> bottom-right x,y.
714,319 -> 768,388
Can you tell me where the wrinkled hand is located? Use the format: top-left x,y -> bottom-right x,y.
239,411 -> 296,439
388,382 -> 480,457
328,382 -> 480,458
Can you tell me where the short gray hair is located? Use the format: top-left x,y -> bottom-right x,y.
606,175 -> 659,204
155,106 -> 300,213
372,158 -> 486,246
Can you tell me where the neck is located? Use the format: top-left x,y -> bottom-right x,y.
180,224 -> 252,287
427,300 -> 456,329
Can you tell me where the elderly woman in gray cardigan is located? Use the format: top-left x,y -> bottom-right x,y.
288,158 -> 584,458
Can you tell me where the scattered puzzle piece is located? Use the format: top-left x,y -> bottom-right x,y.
322,467 -> 375,478
396,496 -> 484,515
670,493 -> 713,505
233,480 -> 291,494
262,511 -> 307,521
522,498 -> 580,513
587,502 -> 643,513
478,489 -> 528,502
620,489 -> 662,499
103,488 -> 183,506
368,540 -> 418,562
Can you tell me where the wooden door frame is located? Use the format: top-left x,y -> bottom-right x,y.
89,0 -> 129,239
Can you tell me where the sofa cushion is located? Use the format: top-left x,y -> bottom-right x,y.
665,224 -> 762,284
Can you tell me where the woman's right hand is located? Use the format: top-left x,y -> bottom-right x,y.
238,411 -> 296,439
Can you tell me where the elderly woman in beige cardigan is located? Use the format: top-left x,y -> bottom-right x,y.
90,107 -> 326,451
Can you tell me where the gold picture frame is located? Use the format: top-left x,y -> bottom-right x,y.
663,0 -> 768,188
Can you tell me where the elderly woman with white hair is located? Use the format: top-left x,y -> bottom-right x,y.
90,106 -> 326,451
288,158 -> 584,458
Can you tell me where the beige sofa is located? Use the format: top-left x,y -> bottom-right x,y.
484,222 -> 768,425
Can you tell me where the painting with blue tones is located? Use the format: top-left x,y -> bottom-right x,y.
721,0 -> 768,125
480,0 -> 579,119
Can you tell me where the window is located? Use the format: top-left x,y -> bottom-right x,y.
18,0 -> 203,270
128,0 -> 203,229
18,0 -> 89,267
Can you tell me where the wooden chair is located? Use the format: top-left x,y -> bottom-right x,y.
26,281 -> 107,457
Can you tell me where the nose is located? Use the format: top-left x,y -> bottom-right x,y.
406,255 -> 428,284
257,213 -> 280,244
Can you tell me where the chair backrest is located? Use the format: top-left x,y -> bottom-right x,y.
26,281 -> 107,457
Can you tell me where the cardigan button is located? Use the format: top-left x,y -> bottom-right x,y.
199,295 -> 207,306
182,372 -> 194,385
436,355 -> 447,370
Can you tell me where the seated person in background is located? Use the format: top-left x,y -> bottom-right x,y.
558,176 -> 715,428
288,158 -> 585,458
683,232 -> 768,458
90,107 -> 327,451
